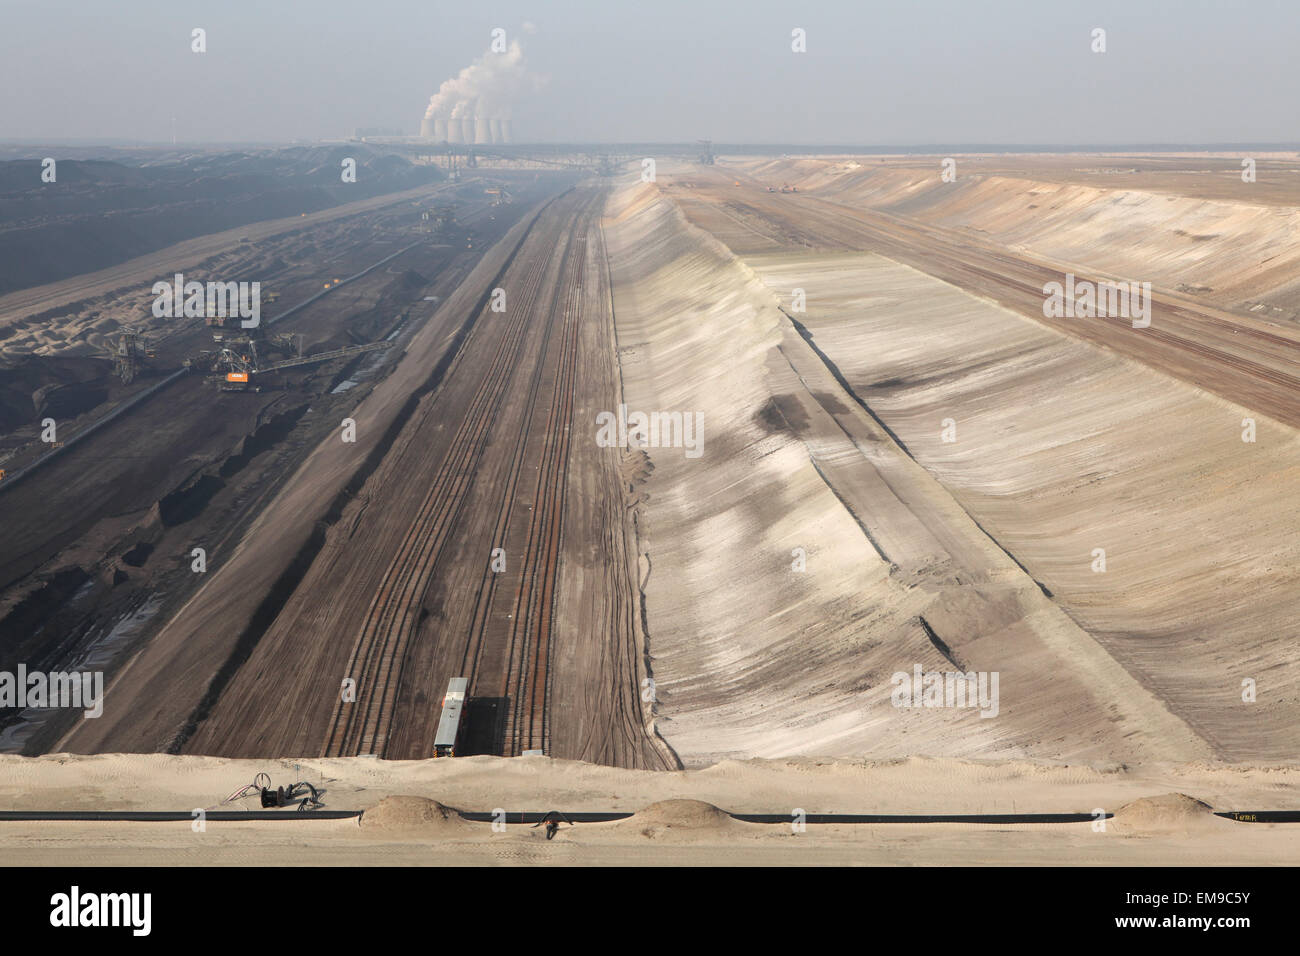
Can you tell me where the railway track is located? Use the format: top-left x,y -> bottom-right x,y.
320,202 -> 562,756
458,212 -> 588,734
321,191 -> 597,758
449,187 -> 670,764
498,207 -> 588,755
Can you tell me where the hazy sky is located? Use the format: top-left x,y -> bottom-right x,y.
2,0 -> 1297,144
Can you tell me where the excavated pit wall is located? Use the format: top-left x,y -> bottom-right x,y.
602,181 -> 1214,766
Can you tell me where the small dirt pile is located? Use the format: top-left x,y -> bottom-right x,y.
1111,793 -> 1226,833
360,796 -> 470,834
617,799 -> 739,840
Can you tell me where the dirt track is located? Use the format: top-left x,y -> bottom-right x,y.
8,752 -> 1300,866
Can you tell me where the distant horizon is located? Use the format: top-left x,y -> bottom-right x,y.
5,1 -> 1297,144
2,139 -> 1299,154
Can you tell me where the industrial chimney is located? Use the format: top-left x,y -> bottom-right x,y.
422,37 -> 535,151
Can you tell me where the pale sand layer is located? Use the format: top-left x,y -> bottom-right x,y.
0,753 -> 1296,865
737,158 -> 1300,316
603,181 -> 1211,767
743,251 -> 1300,761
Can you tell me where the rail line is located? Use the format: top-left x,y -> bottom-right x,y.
459,208 -> 587,739
447,188 -> 657,762
498,203 -> 588,755
321,208 -> 556,756
455,302 -> 558,688
321,192 -> 589,757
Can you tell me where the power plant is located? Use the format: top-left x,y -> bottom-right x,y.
419,104 -> 515,145
419,34 -> 532,143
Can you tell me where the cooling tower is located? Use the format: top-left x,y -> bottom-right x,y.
499,119 -> 513,144
460,117 -> 475,142
446,120 -> 462,144
489,118 -> 504,144
433,117 -> 448,141
474,116 -> 491,144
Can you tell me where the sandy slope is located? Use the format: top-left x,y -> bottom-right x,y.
738,158 -> 1300,317
742,251 -> 1300,762
602,181 -> 1211,767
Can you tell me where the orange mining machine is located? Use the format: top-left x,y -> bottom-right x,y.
187,325 -> 391,393
187,295 -> 393,392
188,340 -> 393,392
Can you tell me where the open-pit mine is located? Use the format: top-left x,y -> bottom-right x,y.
2,145 -> 1298,868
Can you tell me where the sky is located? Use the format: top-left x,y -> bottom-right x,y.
1,0 -> 1297,145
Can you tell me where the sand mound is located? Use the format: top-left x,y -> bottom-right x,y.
360,795 -> 469,833
620,799 -> 737,836
1111,793 -> 1221,831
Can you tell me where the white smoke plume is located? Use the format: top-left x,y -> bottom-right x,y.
421,35 -> 542,142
